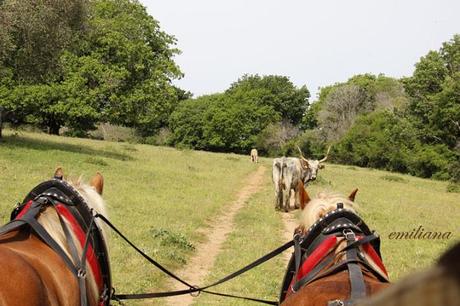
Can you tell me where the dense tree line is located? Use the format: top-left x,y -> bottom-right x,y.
168,75 -> 310,153
0,1 -> 457,185
296,35 -> 459,185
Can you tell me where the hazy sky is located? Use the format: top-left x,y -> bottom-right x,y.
141,0 -> 459,99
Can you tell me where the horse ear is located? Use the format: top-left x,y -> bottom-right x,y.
298,181 -> 311,209
90,172 -> 104,195
348,188 -> 358,202
54,167 -> 64,179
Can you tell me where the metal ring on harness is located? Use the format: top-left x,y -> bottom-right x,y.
189,285 -> 201,297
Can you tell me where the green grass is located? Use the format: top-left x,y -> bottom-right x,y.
307,163 -> 459,280
0,130 -> 256,300
1,130 -> 458,305
380,174 -> 408,183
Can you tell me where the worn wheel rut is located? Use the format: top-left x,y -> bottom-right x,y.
281,196 -> 299,263
165,165 -> 266,306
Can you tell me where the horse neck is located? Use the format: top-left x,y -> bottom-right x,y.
36,183 -> 106,305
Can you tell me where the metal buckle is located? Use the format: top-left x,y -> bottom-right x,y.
328,300 -> 344,306
77,268 -> 87,279
343,229 -> 356,241
99,286 -> 109,303
293,232 -> 304,244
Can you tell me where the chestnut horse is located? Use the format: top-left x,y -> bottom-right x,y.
280,182 -> 390,306
0,168 -> 110,306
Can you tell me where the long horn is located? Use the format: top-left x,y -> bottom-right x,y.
319,145 -> 331,163
296,145 -> 308,162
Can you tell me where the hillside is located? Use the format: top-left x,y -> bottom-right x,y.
0,130 -> 458,305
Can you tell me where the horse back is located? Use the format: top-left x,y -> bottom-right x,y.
0,229 -> 79,306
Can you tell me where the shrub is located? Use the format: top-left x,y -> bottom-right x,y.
334,111 -> 454,179
255,121 -> 299,156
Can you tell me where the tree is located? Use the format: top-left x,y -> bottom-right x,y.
169,94 -> 279,152
0,5 -> 14,66
0,0 -> 88,83
0,0 -> 183,136
303,74 -> 407,136
403,34 -> 460,149
226,74 -> 310,125
318,84 -> 370,142
256,121 -> 299,156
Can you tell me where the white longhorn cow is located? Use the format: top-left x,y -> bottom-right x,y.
272,146 -> 330,212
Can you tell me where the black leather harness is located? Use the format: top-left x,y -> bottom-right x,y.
279,204 -> 388,305
1,178 -> 112,306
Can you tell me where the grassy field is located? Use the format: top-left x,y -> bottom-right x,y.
0,130 -> 256,299
0,130 -> 458,305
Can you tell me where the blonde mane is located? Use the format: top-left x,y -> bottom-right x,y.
299,191 -> 357,230
37,177 -> 108,305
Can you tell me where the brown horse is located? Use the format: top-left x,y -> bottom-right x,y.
280,182 -> 390,306
0,168 -> 110,306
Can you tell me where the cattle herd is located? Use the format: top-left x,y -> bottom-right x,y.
251,146 -> 330,212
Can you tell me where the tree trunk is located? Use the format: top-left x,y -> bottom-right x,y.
48,119 -> 60,135
0,106 -> 3,139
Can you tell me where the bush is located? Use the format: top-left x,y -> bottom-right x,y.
255,121 -> 299,156
408,144 -> 453,179
294,129 -> 327,159
447,182 -> 460,193
334,111 -> 454,179
88,123 -> 137,143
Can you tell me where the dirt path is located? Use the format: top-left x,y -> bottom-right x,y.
165,165 -> 266,306
281,197 -> 299,263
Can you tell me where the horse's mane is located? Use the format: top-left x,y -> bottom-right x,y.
299,190 -> 357,230
298,190 -> 388,281
37,177 -> 108,304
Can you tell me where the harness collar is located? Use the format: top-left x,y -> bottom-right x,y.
10,178 -> 112,306
279,204 -> 388,304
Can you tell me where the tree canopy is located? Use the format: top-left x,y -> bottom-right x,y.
226,74 -> 310,125
168,74 -> 309,152
0,0 -> 183,136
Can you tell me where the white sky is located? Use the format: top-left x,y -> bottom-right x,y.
141,0 -> 460,99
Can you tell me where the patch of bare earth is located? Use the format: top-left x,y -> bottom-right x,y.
281,197 -> 299,263
165,165 -> 266,306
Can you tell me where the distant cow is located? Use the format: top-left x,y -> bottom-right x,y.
250,148 -> 258,163
272,146 -> 330,212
